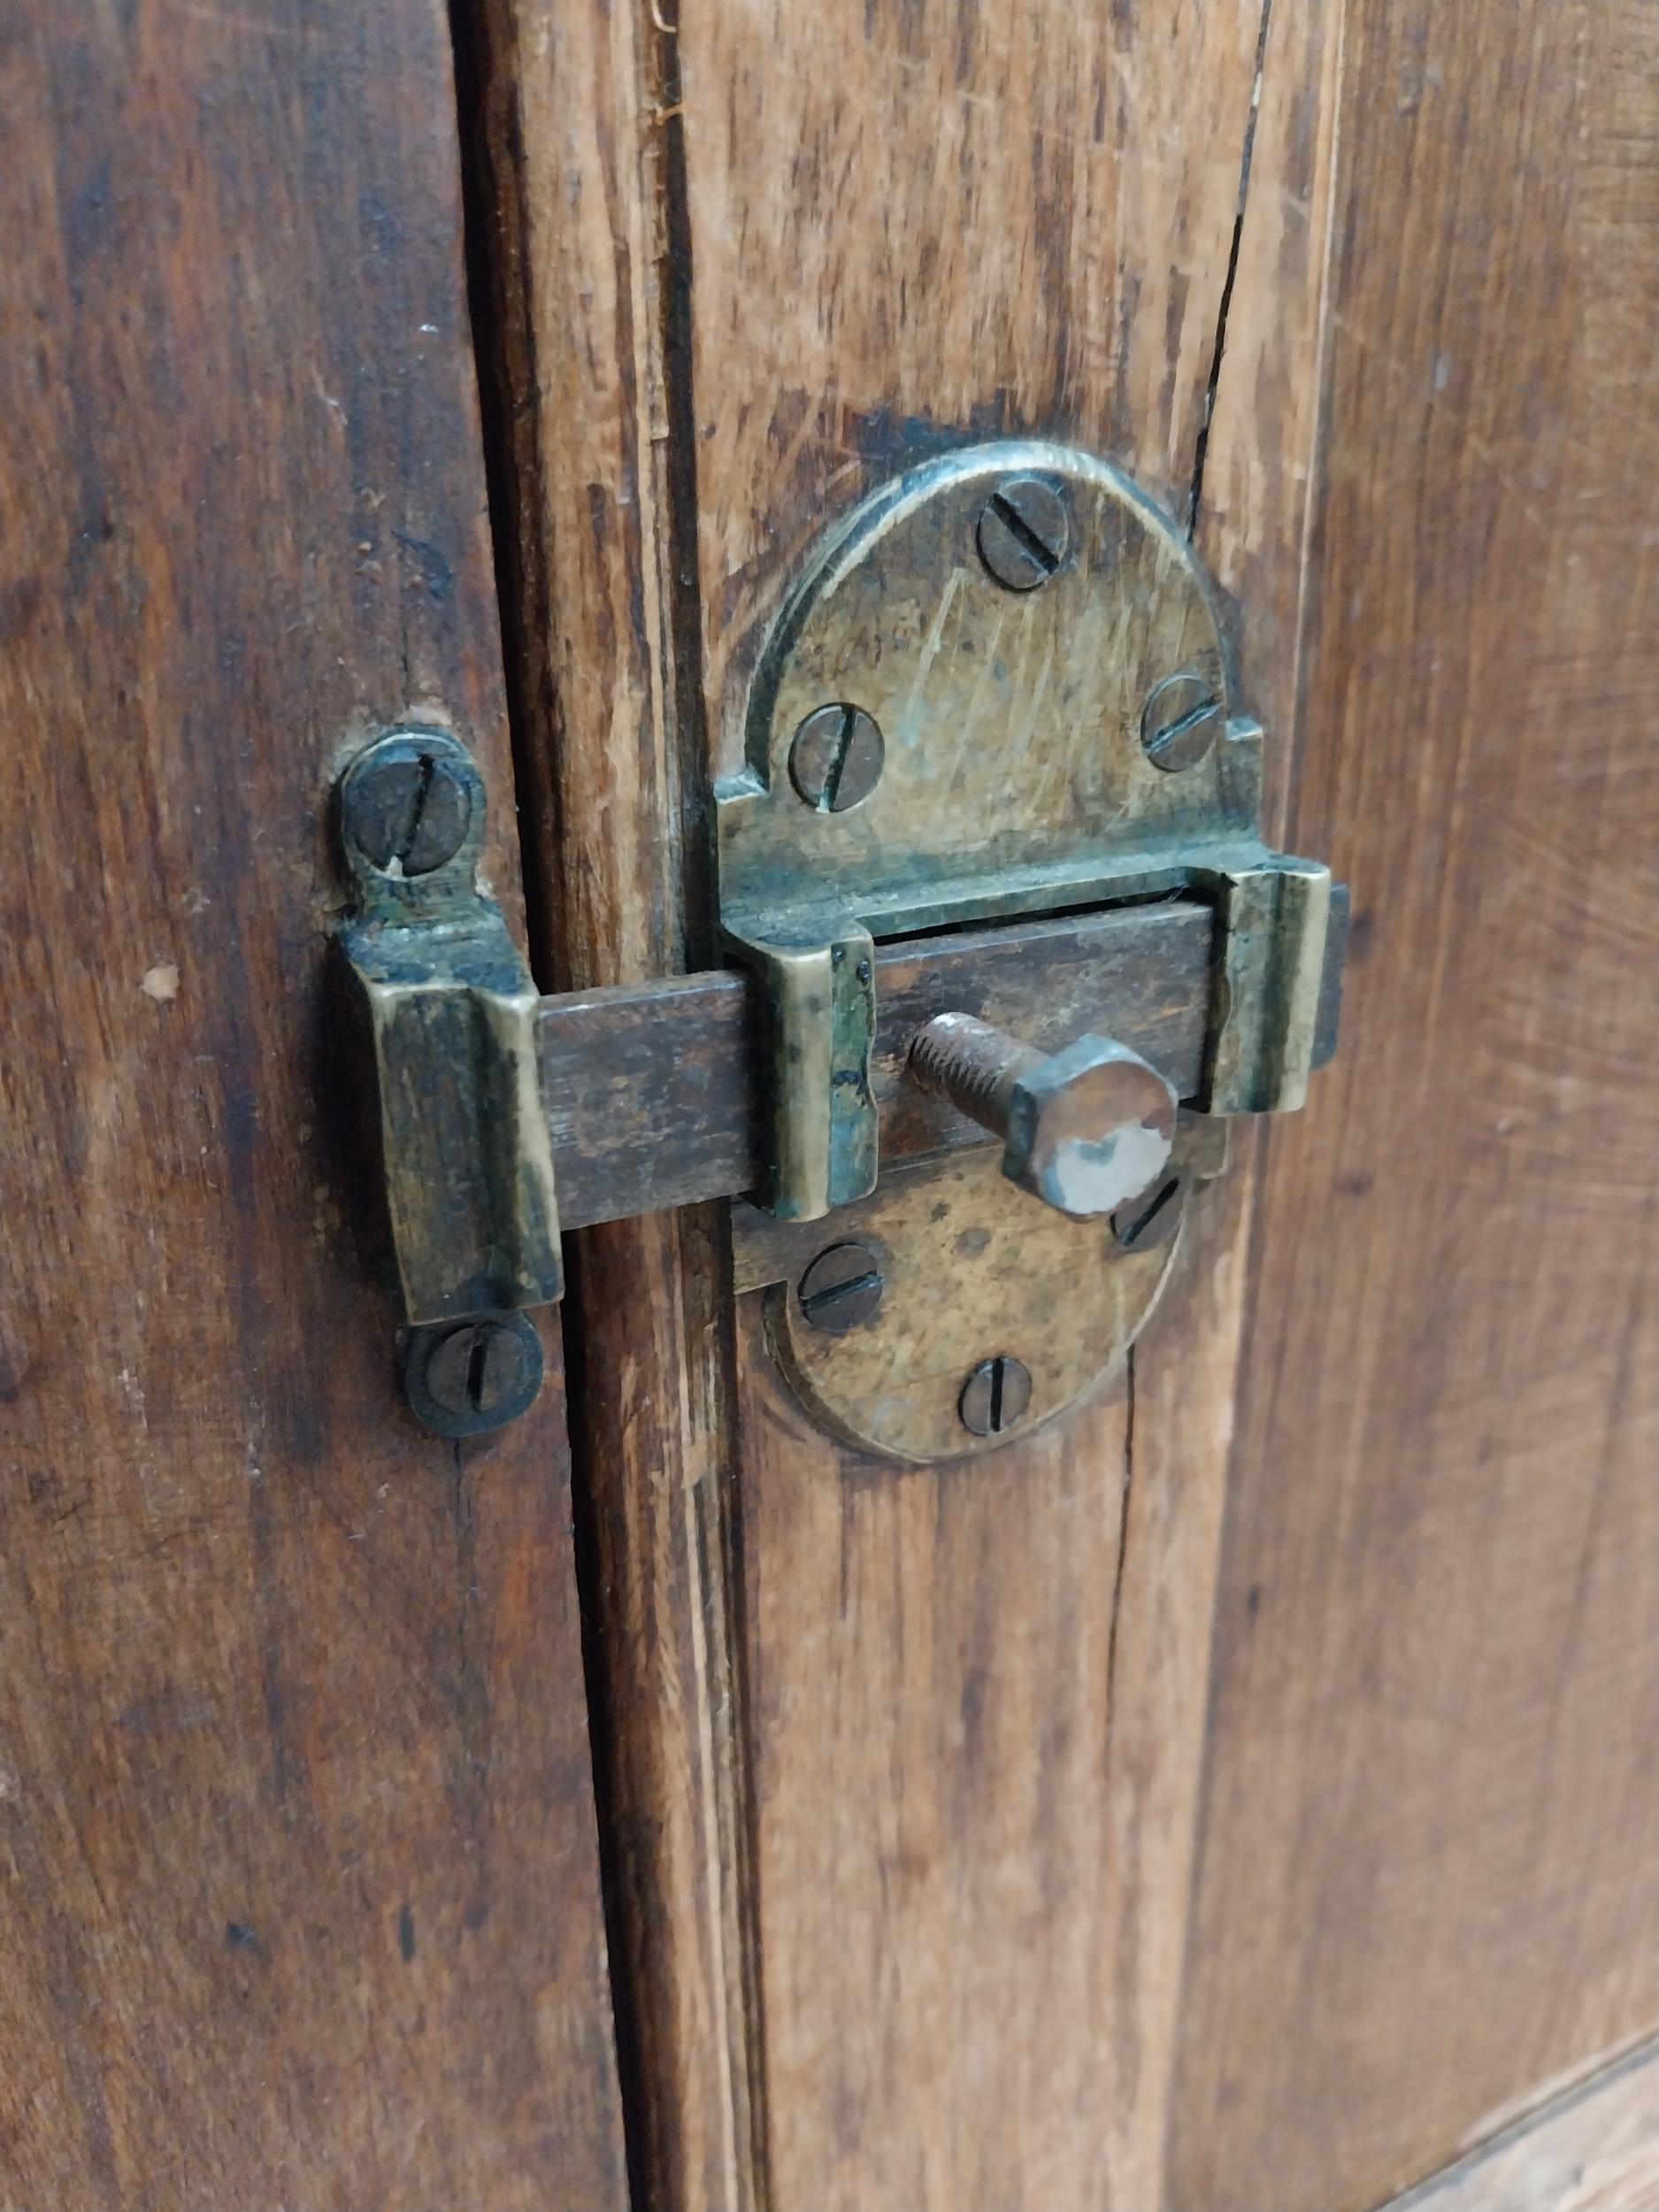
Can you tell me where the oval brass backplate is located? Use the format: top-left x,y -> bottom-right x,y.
728,1121 -> 1240,1465
764,1149 -> 1178,1462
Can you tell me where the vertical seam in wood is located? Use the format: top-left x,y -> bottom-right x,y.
1162,5 -> 1350,2200
445,0 -> 565,987
1187,0 -> 1276,535
655,11 -> 719,969
1282,0 -> 1349,863
446,0 -> 773,2200
649,12 -> 775,2203
1102,1350 -> 1138,1781
443,4 -> 651,2199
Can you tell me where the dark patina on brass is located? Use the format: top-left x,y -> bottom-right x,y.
715,437 -> 1343,1460
333,728 -> 562,1345
327,450 -> 1345,1455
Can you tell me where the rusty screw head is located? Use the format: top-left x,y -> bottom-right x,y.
1141,671 -> 1223,773
797,1241 -> 886,1333
976,476 -> 1070,592
959,1355 -> 1033,1437
1110,1174 -> 1185,1253
788,703 -> 885,813
341,731 -> 476,876
402,1311 -> 544,1438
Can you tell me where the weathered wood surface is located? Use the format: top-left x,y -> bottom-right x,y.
1381,2039 -> 1659,2212
539,903 -> 1216,1226
1172,3 -> 1659,2207
0,5 -> 625,2205
673,3 -> 1341,2206
458,1 -> 763,2204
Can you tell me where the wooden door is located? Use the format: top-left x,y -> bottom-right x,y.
464,1 -> 1659,2208
0,6 -> 626,2205
6,3 -> 1658,2211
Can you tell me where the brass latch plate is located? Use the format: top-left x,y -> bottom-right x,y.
709,438 -> 1339,1459
715,440 -> 1334,1227
329,446 -> 1344,1455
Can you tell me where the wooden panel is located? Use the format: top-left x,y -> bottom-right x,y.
668,4 -> 1344,2207
1173,4 -> 1659,2208
457,4 -> 762,2206
0,7 -> 625,2206
1381,2040 -> 1659,2212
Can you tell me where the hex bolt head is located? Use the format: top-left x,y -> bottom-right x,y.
976,477 -> 1070,592
1141,671 -> 1223,773
788,703 -> 886,813
909,1012 -> 1178,1220
1110,1174 -> 1185,1253
797,1241 -> 886,1333
959,1355 -> 1033,1437
341,732 -> 475,875
402,1311 -> 545,1439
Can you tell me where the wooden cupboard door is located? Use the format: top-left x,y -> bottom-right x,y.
466,1 -> 1659,2209
1172,5 -> 1659,2202
0,6 -> 626,2207
10,0 -> 1658,2207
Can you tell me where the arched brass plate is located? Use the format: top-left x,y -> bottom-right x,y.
757,1148 -> 1179,1464
717,439 -> 1255,945
716,439 -> 1333,1453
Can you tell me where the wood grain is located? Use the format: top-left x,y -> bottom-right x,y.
1172,4 -> 1659,2207
457,2 -> 764,2205
669,3 -> 1343,2205
0,6 -> 625,2205
1379,2040 -> 1659,2212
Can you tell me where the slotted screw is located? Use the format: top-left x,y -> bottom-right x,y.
402,1312 -> 544,1439
1110,1173 -> 1185,1253
976,477 -> 1070,592
424,1322 -> 527,1414
1141,671 -> 1222,773
797,1241 -> 886,1333
959,1355 -> 1033,1437
908,1011 -> 1177,1220
788,703 -> 885,812
341,732 -> 474,875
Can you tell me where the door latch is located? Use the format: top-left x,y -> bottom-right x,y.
331,442 -> 1345,1458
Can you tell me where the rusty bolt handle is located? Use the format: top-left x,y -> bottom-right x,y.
907,1012 -> 1178,1221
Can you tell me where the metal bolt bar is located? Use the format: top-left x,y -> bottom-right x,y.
908,1013 -> 1048,1134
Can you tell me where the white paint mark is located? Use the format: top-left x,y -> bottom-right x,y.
142,964 -> 180,1003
